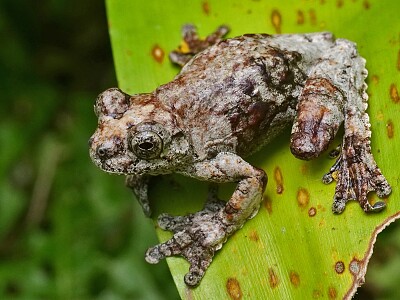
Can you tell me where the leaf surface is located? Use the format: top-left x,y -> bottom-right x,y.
106,1 -> 400,298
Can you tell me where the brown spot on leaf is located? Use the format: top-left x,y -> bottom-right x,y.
249,230 -> 260,242
274,167 -> 284,194
268,267 -> 279,288
289,271 -> 300,287
308,207 -> 317,217
151,44 -> 165,63
371,74 -> 379,85
263,196 -> 273,214
226,277 -> 242,300
336,0 -> 344,8
309,9 -> 317,26
202,1 -> 210,15
386,120 -> 394,139
390,83 -> 400,103
335,261 -> 345,274
297,188 -> 310,209
297,10 -> 305,25
349,258 -> 362,275
363,0 -> 371,9
328,286 -> 337,299
271,9 -> 282,34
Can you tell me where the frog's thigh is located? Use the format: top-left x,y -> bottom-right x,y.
290,77 -> 344,160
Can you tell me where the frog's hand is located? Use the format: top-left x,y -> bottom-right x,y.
322,138 -> 391,213
145,152 -> 267,287
169,24 -> 230,67
125,174 -> 152,217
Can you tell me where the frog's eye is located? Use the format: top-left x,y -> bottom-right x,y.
130,131 -> 163,160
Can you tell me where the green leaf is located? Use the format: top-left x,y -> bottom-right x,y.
105,0 -> 400,298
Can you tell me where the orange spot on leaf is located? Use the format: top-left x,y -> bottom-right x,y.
249,230 -> 260,242
328,286 -> 338,299
297,10 -> 305,25
335,261 -> 345,274
308,207 -> 317,217
151,44 -> 165,64
309,9 -> 317,26
271,9 -> 282,34
202,1 -> 210,15
390,83 -> 400,103
289,271 -> 300,287
268,267 -> 279,288
274,167 -> 284,194
226,277 -> 243,300
297,188 -> 310,209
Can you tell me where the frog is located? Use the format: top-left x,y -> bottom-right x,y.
89,24 -> 391,287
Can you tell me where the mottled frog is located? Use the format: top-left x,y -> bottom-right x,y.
89,25 -> 391,287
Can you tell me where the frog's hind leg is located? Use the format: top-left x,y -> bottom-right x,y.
169,24 -> 229,67
290,38 -> 391,213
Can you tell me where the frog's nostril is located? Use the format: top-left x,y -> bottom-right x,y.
96,145 -> 109,158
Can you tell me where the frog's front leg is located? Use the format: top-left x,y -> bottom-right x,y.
291,38 -> 391,213
145,152 -> 267,286
126,174 -> 152,217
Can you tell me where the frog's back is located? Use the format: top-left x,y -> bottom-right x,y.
157,33 -> 335,157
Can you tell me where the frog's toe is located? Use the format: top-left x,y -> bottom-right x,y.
332,196 -> 346,214
145,231 -> 192,263
376,177 -> 392,198
371,201 -> 386,212
184,252 -> 213,287
184,270 -> 205,287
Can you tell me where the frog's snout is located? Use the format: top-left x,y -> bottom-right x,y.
91,137 -> 122,162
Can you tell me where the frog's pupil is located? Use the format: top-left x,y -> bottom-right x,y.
139,142 -> 154,150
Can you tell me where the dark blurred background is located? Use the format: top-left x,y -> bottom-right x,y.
0,1 -> 178,299
0,1 -> 399,299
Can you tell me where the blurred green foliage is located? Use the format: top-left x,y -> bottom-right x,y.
0,1 -> 177,299
0,0 -> 399,299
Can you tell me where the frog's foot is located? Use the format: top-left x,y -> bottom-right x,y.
145,200 -> 229,287
322,141 -> 391,214
169,24 -> 230,67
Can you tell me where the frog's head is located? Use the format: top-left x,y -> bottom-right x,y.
89,88 -> 190,175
